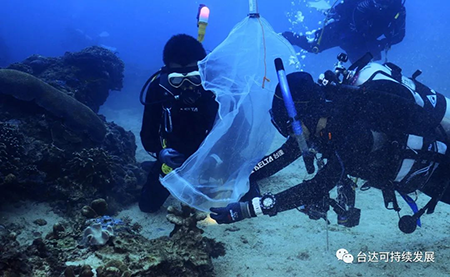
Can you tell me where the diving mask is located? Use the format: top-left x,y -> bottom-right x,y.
159,66 -> 204,105
168,71 -> 202,88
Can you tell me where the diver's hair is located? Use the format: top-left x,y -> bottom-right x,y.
163,34 -> 206,67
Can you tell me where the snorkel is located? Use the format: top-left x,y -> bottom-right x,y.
197,5 -> 210,43
274,58 -> 315,174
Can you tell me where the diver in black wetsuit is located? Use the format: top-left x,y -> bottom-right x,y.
211,55 -> 450,233
283,0 -> 406,62
139,34 -> 218,213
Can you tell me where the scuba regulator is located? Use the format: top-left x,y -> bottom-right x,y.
318,52 -> 374,88
274,57 -> 315,175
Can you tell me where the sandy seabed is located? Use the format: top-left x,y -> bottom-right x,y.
2,108 -> 449,277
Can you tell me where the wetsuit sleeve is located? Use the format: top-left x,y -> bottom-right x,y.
250,136 -> 302,182
272,154 -> 343,213
385,6 -> 406,46
334,0 -> 356,19
269,119 -> 375,215
140,79 -> 163,155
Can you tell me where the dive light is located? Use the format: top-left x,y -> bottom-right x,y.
197,5 -> 210,43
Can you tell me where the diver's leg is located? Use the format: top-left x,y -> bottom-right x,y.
139,162 -> 170,213
439,95 -> 450,142
437,183 -> 450,205
420,163 -> 450,205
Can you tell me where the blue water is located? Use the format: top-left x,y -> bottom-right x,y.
1,0 -> 448,109
1,1 -> 450,276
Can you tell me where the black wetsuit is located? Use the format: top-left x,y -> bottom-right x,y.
139,78 -> 218,212
289,0 -> 406,62
251,77 -> 450,216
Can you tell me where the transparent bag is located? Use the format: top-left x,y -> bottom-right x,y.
161,15 -> 299,211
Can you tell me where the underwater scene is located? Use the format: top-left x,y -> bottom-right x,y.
1,0 -> 450,276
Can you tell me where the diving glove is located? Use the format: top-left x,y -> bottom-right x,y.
210,202 -> 255,224
210,194 -> 278,224
158,148 -> 186,168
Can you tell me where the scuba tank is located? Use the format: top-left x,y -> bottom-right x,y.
320,53 -> 450,233
351,60 -> 450,141
320,52 -> 450,142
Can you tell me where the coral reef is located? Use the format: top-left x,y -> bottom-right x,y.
90,199 -> 108,216
80,223 -> 114,247
166,203 -> 208,236
0,69 -> 107,142
85,216 -> 125,232
0,122 -> 26,190
81,198 -> 108,218
7,46 -> 124,113
0,117 -> 144,211
0,205 -> 226,277
96,260 -> 131,277
0,43 -> 225,277
0,50 -> 145,213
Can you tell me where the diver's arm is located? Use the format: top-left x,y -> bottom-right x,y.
350,0 -> 372,34
210,155 -> 342,224
334,0 -> 357,20
385,6 -> 406,46
140,80 -> 164,155
250,136 -> 302,182
269,155 -> 342,213
259,120 -> 373,215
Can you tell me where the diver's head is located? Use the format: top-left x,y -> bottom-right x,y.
161,34 -> 207,104
163,33 -> 206,69
271,72 -> 327,138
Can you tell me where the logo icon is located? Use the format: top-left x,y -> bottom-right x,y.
427,95 -> 437,107
336,248 -> 354,264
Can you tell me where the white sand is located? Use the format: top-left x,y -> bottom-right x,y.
2,108 -> 448,277
3,192 -> 449,277
0,201 -> 65,245
117,169 -> 450,277
104,108 -> 450,277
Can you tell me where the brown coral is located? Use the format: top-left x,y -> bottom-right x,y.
166,203 -> 207,237
0,69 -> 107,142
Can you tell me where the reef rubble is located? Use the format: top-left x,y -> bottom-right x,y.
0,203 -> 225,277
0,47 -> 226,277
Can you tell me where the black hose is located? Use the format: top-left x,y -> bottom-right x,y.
139,69 -> 162,105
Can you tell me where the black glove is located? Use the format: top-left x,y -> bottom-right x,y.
158,148 -> 186,168
210,202 -> 254,224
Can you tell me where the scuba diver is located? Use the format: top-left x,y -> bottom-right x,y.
139,34 -> 218,213
211,53 -> 450,234
283,0 -> 406,63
